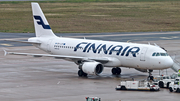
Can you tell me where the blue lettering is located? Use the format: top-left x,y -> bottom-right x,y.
126,47 -> 140,57
83,43 -> 91,52
87,43 -> 102,53
109,45 -> 123,55
74,42 -> 87,51
121,46 -> 130,56
98,44 -> 113,54
73,42 -> 140,57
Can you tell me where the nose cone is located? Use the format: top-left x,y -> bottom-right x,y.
164,57 -> 174,68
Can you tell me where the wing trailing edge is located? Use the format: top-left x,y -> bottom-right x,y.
4,51 -> 109,63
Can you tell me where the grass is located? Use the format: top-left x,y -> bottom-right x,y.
0,1 -> 180,33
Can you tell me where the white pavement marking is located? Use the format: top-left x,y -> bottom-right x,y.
0,44 -> 13,46
160,36 -> 179,39
57,81 -> 60,84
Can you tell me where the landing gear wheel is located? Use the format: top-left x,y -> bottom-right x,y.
147,75 -> 154,81
78,70 -> 87,77
83,72 -> 87,77
112,68 -> 117,75
78,70 -> 84,77
116,67 -> 121,75
111,67 -> 121,75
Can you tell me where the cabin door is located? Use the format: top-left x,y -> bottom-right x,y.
140,47 -> 148,61
47,39 -> 53,52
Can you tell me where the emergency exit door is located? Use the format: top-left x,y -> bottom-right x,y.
140,47 -> 148,61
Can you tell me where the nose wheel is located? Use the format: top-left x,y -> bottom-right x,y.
147,69 -> 154,81
111,67 -> 121,75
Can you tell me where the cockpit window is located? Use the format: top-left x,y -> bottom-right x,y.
166,53 -> 169,56
160,53 -> 166,56
152,52 -> 168,57
156,53 -> 160,56
152,53 -> 156,56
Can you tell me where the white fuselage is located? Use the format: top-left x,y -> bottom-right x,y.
29,36 -> 173,70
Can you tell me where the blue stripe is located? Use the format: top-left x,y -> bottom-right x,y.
34,16 -> 51,29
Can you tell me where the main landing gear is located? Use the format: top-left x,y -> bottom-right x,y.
78,69 -> 87,77
111,67 -> 121,75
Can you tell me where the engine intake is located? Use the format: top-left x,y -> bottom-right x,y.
80,62 -> 104,75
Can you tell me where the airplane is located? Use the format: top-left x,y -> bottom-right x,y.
4,2 -> 174,77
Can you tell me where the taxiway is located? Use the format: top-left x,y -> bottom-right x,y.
0,32 -> 180,101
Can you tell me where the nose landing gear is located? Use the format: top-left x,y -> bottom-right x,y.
148,69 -> 154,81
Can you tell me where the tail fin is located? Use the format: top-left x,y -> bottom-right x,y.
31,2 -> 56,37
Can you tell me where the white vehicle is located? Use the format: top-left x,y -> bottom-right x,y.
169,77 -> 180,93
153,75 -> 163,82
158,73 -> 178,88
170,73 -> 178,79
4,3 -> 173,77
158,75 -> 172,88
116,80 -> 159,91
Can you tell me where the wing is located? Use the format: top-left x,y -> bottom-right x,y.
4,50 -> 109,64
4,40 -> 41,44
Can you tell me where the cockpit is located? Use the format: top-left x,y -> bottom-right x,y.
152,52 -> 169,56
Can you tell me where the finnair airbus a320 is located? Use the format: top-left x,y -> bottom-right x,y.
5,2 -> 174,77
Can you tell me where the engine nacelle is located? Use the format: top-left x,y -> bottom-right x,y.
80,62 -> 104,75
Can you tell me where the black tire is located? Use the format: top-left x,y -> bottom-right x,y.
111,68 -> 117,75
176,88 -> 179,93
150,76 -> 154,81
78,70 -> 83,77
121,86 -> 126,90
159,81 -> 164,88
167,82 -> 170,88
83,72 -> 87,77
116,67 -> 121,75
169,87 -> 173,92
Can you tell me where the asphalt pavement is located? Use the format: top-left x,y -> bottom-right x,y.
1,31 -> 180,47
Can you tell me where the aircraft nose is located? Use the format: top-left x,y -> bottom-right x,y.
164,57 -> 174,68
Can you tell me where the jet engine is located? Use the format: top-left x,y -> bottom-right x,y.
80,62 -> 104,75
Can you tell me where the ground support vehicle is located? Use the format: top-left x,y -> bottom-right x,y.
158,75 -> 172,88
116,80 -> 159,91
158,73 -> 178,88
169,77 -> 180,93
86,97 -> 101,101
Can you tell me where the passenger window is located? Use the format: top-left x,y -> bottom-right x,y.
152,53 -> 156,56
156,53 -> 160,56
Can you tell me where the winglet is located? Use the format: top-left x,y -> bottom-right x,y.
3,50 -> 7,56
